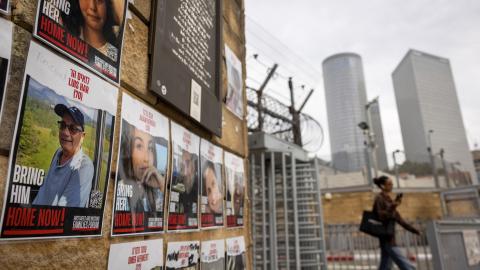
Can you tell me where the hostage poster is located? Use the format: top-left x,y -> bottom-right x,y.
167,122 -> 200,231
108,239 -> 164,270
165,241 -> 200,270
200,139 -> 224,229
33,0 -> 127,84
0,17 -> 13,120
224,152 -> 245,228
0,41 -> 117,239
226,236 -> 246,270
0,0 -> 10,14
201,239 -> 225,270
112,92 -> 169,236
224,45 -> 243,119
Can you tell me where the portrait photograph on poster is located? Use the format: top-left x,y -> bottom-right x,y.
226,236 -> 246,270
200,139 -> 224,229
0,0 -> 10,14
0,41 -> 118,239
165,241 -> 200,270
224,151 -> 245,228
167,122 -> 200,231
201,239 -> 225,270
0,17 -> 13,120
33,0 -> 127,84
112,92 -> 169,236
108,239 -> 164,270
225,45 -> 243,119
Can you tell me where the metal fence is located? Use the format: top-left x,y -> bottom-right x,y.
324,222 -> 433,269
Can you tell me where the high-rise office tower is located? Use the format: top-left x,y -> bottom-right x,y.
369,99 -> 389,171
323,53 -> 368,172
392,49 -> 477,182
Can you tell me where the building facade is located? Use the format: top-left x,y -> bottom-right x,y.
473,150 -> 480,182
322,53 -> 368,172
392,49 -> 477,183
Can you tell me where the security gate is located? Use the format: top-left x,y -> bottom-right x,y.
249,133 -> 327,269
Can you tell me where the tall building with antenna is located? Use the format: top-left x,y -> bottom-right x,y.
392,49 -> 477,183
322,53 -> 368,172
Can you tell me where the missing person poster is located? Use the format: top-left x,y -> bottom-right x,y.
108,239 -> 164,270
112,92 -> 169,236
167,122 -> 200,231
0,41 -> 117,239
225,45 -> 243,119
33,0 -> 127,84
165,241 -> 200,270
200,139 -> 224,229
201,239 -> 225,270
226,236 -> 246,270
224,152 -> 245,228
0,17 -> 13,120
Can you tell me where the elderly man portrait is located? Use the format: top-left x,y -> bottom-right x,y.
33,104 -> 94,207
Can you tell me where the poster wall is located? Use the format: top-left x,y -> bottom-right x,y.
165,241 -> 200,270
0,41 -> 118,239
200,139 -> 224,229
224,152 -> 245,228
0,0 -> 10,14
112,93 -> 169,236
224,45 -> 243,119
226,236 -> 246,270
0,17 -> 13,120
201,239 -> 225,270
33,0 -> 127,84
167,122 -> 200,231
108,239 -> 164,270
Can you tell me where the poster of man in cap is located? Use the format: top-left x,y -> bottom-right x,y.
0,41 -> 118,239
33,0 -> 127,84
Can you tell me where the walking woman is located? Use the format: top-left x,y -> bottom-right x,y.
373,176 -> 420,270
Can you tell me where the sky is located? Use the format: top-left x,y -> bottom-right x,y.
244,0 -> 480,167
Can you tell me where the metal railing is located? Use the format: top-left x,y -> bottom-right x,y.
324,222 -> 433,269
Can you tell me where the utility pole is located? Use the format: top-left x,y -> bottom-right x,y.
256,64 -> 278,132
427,129 -> 439,188
365,97 -> 379,178
439,148 -> 450,188
392,150 -> 401,188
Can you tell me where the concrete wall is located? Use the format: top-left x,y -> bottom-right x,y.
0,0 -> 251,269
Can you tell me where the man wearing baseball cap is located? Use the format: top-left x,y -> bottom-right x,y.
33,104 -> 94,208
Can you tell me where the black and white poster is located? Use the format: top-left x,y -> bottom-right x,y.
33,0 -> 127,84
0,17 -> 12,120
0,41 -> 117,239
167,122 -> 200,231
225,45 -> 243,119
108,239 -> 164,270
0,0 -> 10,14
201,239 -> 225,270
112,93 -> 169,236
165,241 -> 200,270
200,139 -> 224,229
226,236 -> 246,270
224,151 -> 245,228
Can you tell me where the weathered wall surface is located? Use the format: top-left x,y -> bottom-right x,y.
322,190 -> 443,224
0,0 -> 251,269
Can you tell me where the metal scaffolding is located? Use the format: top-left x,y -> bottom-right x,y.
249,132 -> 327,269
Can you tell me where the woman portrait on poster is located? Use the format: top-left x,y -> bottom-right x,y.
119,121 -> 166,216
202,161 -> 223,214
63,0 -> 125,61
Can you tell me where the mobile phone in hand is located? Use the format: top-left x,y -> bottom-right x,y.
395,193 -> 404,201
